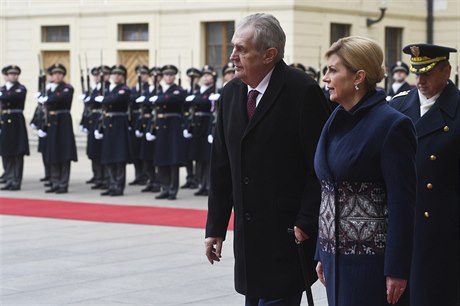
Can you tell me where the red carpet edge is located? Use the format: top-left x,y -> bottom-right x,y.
0,197 -> 234,230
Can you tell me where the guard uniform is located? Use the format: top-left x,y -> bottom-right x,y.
99,65 -> 132,196
43,64 -> 78,193
138,66 -> 163,193
153,65 -> 186,200
390,44 -> 460,306
0,65 -> 29,190
128,65 -> 150,186
387,61 -> 414,99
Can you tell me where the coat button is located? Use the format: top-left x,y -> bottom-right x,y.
430,155 -> 436,161
244,213 -> 251,221
443,125 -> 449,132
424,211 -> 430,218
426,183 -> 433,189
243,177 -> 250,185
7,119 -> 11,123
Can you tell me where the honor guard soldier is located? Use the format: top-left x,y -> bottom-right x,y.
390,44 -> 460,306
181,67 -> 202,189
39,64 -> 78,193
221,62 -> 236,90
152,64 -> 186,200
138,67 -> 163,193
95,65 -> 131,196
128,65 -> 150,186
387,61 -> 413,100
0,65 -> 29,190
185,65 -> 216,196
84,66 -> 110,190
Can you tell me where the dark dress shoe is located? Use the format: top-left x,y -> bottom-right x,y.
141,185 -> 153,192
91,183 -> 103,190
85,177 -> 95,184
155,192 -> 169,199
40,177 -> 50,182
180,182 -> 191,189
45,187 -> 59,193
168,194 -> 177,200
55,188 -> 68,194
44,182 -> 52,187
194,189 -> 209,196
151,185 -> 161,193
0,179 -> 6,184
8,185 -> 20,191
1,184 -> 12,190
128,179 -> 140,186
110,191 -> 124,196
100,190 -> 112,196
188,183 -> 199,189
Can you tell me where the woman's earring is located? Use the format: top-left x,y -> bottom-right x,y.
354,84 -> 359,91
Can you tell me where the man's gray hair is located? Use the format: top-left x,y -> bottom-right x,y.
236,13 -> 285,62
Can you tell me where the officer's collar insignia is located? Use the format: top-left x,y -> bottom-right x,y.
173,90 -> 180,95
118,90 -> 125,94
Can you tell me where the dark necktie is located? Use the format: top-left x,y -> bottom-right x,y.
247,89 -> 259,120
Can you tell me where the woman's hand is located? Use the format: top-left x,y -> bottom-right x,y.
316,261 -> 326,285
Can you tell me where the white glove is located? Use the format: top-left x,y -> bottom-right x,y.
146,132 -> 156,141
185,95 -> 195,102
95,96 -> 104,103
79,125 -> 84,132
30,123 -> 38,130
208,134 -> 213,143
79,94 -> 87,101
94,129 -> 104,140
37,129 -> 47,138
34,92 -> 42,98
135,130 -> 144,138
37,96 -> 48,104
209,93 -> 220,101
149,95 -> 158,103
183,129 -> 192,138
0,91 -> 2,97
84,96 -> 91,103
386,95 -> 392,102
136,96 -> 146,103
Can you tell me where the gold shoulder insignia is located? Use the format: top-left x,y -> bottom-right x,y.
392,90 -> 410,100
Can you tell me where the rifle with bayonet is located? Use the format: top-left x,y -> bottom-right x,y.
97,49 -> 105,132
37,53 -> 48,131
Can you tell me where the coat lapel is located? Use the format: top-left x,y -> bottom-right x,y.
243,61 -> 286,137
415,82 -> 459,138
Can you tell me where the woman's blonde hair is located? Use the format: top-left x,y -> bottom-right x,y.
325,36 -> 385,89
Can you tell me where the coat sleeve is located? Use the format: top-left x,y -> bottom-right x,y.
295,84 -> 330,237
205,90 -> 233,240
381,116 -> 417,279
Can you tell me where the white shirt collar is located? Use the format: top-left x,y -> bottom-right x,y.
247,67 -> 275,106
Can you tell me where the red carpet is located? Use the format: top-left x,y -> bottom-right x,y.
0,197 -> 234,230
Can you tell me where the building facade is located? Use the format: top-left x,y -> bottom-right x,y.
1,0 -> 459,124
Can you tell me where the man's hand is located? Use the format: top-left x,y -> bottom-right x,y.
386,276 -> 407,305
205,237 -> 223,264
294,225 -> 309,244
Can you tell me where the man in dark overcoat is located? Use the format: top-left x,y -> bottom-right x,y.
204,13 -> 330,305
390,44 -> 460,306
0,65 -> 29,190
41,64 -> 78,194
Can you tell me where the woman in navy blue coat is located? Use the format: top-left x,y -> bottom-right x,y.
314,36 -> 417,306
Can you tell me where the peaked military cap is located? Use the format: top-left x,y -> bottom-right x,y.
49,63 -> 67,75
2,65 -> 21,75
391,61 -> 410,75
222,62 -> 235,75
403,44 -> 457,74
306,66 -> 318,80
186,67 -> 202,78
201,65 -> 216,76
149,66 -> 162,76
290,63 -> 306,72
111,65 -> 127,76
135,65 -> 150,74
99,65 -> 111,74
90,67 -> 100,76
161,65 -> 178,75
